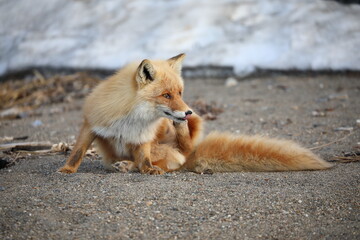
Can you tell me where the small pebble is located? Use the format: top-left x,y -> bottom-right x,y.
312,110 -> 326,117
31,119 -> 43,127
225,77 -> 238,87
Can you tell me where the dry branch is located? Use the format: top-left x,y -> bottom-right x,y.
0,142 -> 53,152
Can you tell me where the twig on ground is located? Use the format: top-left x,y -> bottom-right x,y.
309,130 -> 356,150
0,141 -> 53,152
329,153 -> 360,163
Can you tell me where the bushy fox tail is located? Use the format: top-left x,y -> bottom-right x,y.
182,132 -> 332,173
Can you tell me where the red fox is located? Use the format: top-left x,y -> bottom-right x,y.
59,54 -> 332,174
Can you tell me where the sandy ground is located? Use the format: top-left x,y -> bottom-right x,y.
0,74 -> 359,239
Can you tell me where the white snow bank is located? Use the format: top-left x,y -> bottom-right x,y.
0,0 -> 359,76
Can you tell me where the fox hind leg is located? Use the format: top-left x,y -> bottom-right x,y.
113,144 -> 185,173
151,144 -> 186,172
132,142 -> 165,175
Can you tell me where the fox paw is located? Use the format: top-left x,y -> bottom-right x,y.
58,166 -> 76,174
141,165 -> 165,175
112,160 -> 136,173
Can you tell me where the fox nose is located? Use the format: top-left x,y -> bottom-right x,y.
185,110 -> 192,116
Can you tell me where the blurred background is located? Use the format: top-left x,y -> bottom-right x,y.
1,0 -> 359,78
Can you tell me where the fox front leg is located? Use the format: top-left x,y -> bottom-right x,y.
58,121 -> 96,173
132,142 -> 165,175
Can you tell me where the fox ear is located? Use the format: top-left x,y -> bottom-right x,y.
136,59 -> 156,87
168,53 -> 186,74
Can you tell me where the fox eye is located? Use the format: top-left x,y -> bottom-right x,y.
162,93 -> 171,99
179,91 -> 182,96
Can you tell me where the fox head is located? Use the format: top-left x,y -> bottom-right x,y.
135,53 -> 193,123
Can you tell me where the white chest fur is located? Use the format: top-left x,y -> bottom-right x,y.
93,102 -> 161,145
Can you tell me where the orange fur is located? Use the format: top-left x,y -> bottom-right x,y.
83,63 -> 139,127
182,132 -> 332,173
59,54 -> 332,174
59,54 -> 199,174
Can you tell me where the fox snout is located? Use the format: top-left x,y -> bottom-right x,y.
185,110 -> 192,119
161,108 -> 193,123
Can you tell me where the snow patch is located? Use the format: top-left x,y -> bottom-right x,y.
0,0 -> 359,76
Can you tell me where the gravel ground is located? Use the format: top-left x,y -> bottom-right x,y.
0,74 -> 359,239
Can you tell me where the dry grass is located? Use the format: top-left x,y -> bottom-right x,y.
0,71 -> 100,111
